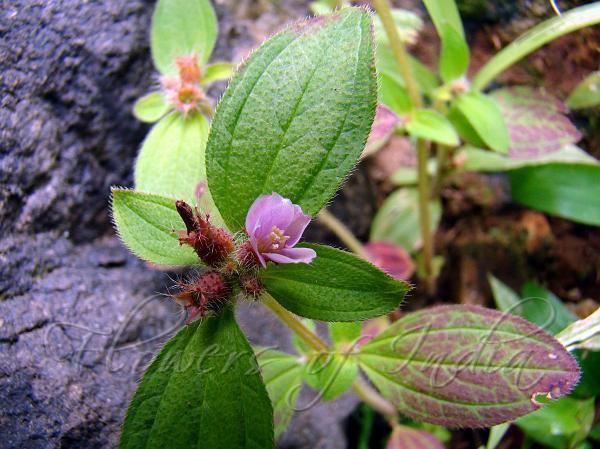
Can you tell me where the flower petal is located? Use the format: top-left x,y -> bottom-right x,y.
284,204 -> 312,247
264,247 -> 316,264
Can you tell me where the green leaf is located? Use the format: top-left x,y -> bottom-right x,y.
438,23 -> 469,82
489,275 -> 576,336
450,91 -> 509,153
304,352 -> 358,400
422,0 -> 464,38
291,318 -> 317,355
206,8 -> 377,230
558,307 -> 600,351
509,163 -> 600,226
150,0 -> 218,73
486,424 -> 510,449
358,304 -> 581,427
406,109 -> 459,146
120,307 -> 274,449
256,347 -> 304,439
329,322 -> 362,347
379,73 -> 412,115
376,44 -> 439,96
490,87 -> 582,158
134,112 -> 224,226
261,243 -> 409,322
516,397 -> 595,449
472,3 -> 600,90
374,9 -> 423,46
370,187 -> 442,252
459,145 -> 598,172
567,71 -> 600,109
111,189 -> 198,266
133,92 -> 171,123
202,62 -> 235,85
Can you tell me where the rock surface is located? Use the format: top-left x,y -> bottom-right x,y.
0,1 -> 361,448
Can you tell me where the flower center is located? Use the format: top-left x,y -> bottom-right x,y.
264,225 -> 289,252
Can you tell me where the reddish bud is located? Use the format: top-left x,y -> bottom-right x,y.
174,271 -> 230,322
240,276 -> 263,299
176,54 -> 202,84
236,240 -> 260,269
176,200 -> 197,233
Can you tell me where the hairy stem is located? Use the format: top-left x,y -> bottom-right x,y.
317,209 -> 368,258
371,0 -> 422,108
261,292 -> 398,421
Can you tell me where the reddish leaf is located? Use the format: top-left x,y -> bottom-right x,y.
491,87 -> 581,159
359,304 -> 580,428
364,104 -> 400,157
365,241 -> 415,280
386,426 -> 445,449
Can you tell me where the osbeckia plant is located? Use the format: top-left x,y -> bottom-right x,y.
111,5 -> 580,449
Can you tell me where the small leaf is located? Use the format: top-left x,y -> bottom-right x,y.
364,241 -> 415,281
256,347 -> 304,439
304,352 -> 358,400
450,91 -> 509,153
486,423 -> 510,449
329,322 -> 362,347
206,8 -> 377,230
439,23 -> 469,82
567,72 -> 600,109
374,8 -> 423,46
558,307 -> 600,351
422,0 -> 464,39
516,396 -> 595,449
358,304 -> 581,427
261,243 -> 409,322
134,112 -> 225,226
363,104 -> 400,158
111,189 -> 198,266
370,187 -> 442,252
379,74 -> 412,115
489,275 -> 577,336
490,87 -> 582,158
459,144 -> 598,172
202,62 -> 235,85
509,163 -> 600,226
406,109 -> 459,146
120,307 -> 274,449
133,92 -> 171,123
150,0 -> 218,73
377,44 -> 439,96
386,425 -> 445,449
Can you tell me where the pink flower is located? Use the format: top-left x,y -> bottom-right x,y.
246,193 -> 316,267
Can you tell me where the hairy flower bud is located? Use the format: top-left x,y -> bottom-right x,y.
174,271 -> 230,322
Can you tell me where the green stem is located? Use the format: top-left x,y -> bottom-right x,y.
261,292 -> 398,421
317,209 -> 368,258
416,139 -> 433,287
372,0 -> 422,108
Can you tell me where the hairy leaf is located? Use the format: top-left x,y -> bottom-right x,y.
359,304 -> 580,427
370,188 -> 442,252
406,109 -> 459,146
207,8 -> 377,230
567,71 -> 600,110
151,0 -> 218,73
490,87 -> 581,158
256,347 -> 304,439
120,307 -> 274,449
133,92 -> 171,123
261,243 -> 409,322
111,189 -> 198,266
509,163 -> 600,226
450,91 -> 509,153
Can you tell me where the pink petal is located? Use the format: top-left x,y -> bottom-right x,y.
246,193 -> 296,241
364,241 -> 415,280
283,204 -> 311,246
264,247 -> 316,264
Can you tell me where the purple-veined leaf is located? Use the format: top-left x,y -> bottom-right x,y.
364,241 -> 415,281
363,104 -> 400,158
491,87 -> 581,159
386,425 -> 445,449
358,304 -> 580,428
